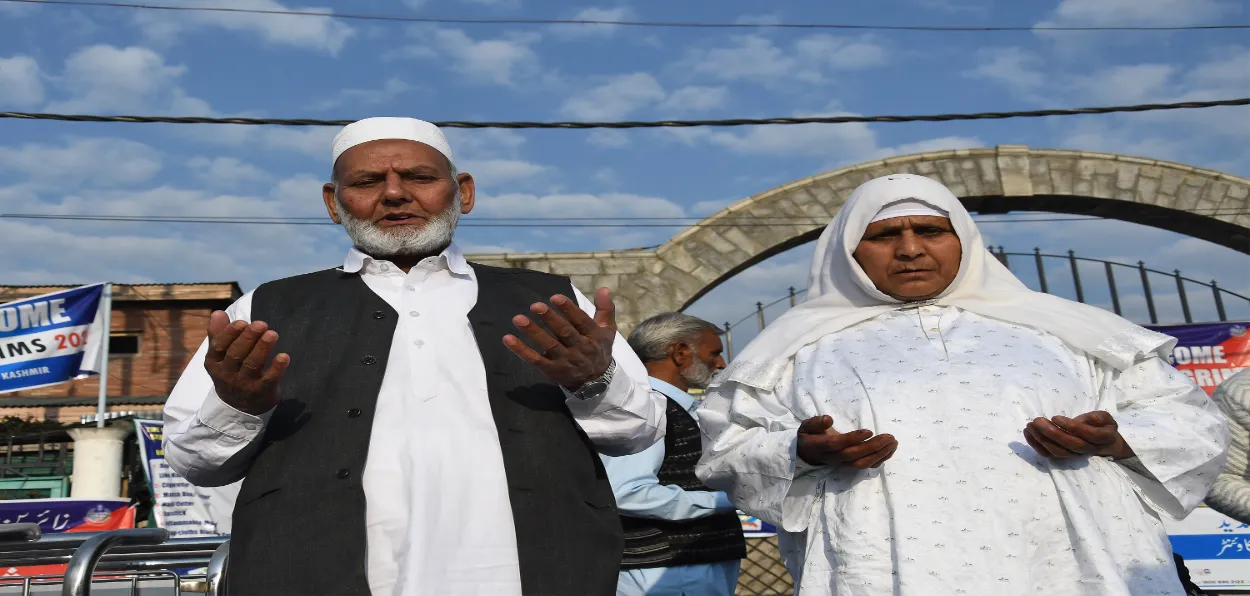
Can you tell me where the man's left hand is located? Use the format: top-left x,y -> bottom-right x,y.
504,288 -> 617,391
1024,411 -> 1135,460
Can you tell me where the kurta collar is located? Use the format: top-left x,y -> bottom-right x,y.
649,377 -> 698,412
341,243 -> 472,276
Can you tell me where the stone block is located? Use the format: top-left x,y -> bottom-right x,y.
601,257 -> 649,275
1073,178 -> 1093,196
1049,162 -> 1075,194
1116,189 -> 1136,202
1203,181 -> 1229,208
1228,183 -> 1249,201
524,260 -> 552,273
960,166 -> 984,196
1076,159 -> 1098,178
1029,159 -> 1053,195
914,161 -> 938,175
1140,165 -> 1163,179
1093,160 -> 1119,175
722,227 -> 765,255
1177,181 -> 1203,210
1116,165 -> 1139,190
684,240 -> 740,283
1155,192 -> 1177,209
592,274 -> 621,292
1137,177 -> 1160,205
568,274 -> 596,293
549,259 -> 604,276
1092,174 -> 1115,199
1159,170 -> 1184,195
657,242 -> 701,274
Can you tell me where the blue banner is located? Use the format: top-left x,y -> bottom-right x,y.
0,284 -> 106,394
0,498 -> 132,534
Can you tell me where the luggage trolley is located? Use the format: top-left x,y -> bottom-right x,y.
0,524 -> 229,595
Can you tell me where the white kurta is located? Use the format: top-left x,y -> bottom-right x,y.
163,244 -> 667,596
697,304 -> 1227,596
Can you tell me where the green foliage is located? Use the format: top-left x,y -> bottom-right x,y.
0,417 -> 69,437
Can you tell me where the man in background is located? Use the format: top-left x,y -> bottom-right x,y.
603,312 -> 744,595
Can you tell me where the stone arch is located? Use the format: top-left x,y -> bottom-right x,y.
468,146 -> 1250,332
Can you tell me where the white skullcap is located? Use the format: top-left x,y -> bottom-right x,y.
869,198 -> 949,224
331,117 -> 454,167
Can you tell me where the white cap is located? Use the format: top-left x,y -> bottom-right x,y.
331,117 -> 454,167
869,198 -> 949,224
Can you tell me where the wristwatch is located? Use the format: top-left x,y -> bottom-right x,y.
571,360 -> 617,401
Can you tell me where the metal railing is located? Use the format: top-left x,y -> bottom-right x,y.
0,524 -> 228,595
719,248 -> 1250,359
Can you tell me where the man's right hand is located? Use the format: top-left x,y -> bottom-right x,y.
203,311 -> 290,415
796,415 -> 897,469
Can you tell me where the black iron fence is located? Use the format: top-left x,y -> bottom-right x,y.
719,248 -> 1250,360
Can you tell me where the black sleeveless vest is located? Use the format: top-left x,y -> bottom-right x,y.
619,397 -> 746,569
226,264 -> 622,596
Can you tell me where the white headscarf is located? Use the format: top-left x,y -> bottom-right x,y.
717,173 -> 1175,392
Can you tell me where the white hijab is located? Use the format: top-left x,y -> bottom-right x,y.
717,173 -> 1175,392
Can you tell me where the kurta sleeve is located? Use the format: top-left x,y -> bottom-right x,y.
695,363 -> 824,532
1205,370 -> 1250,523
1100,355 -> 1229,519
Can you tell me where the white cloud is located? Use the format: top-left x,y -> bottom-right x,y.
476,191 -> 684,220
871,136 -> 984,159
311,77 -> 412,111
735,14 -> 782,25
44,45 -> 212,115
459,158 -> 549,183
560,72 -> 666,120
963,47 -> 1047,98
133,0 -> 356,54
188,157 -> 272,188
552,7 -> 632,39
672,34 -> 886,85
259,127 -> 339,159
587,130 -> 631,148
659,86 -> 729,114
1040,0 -> 1231,27
0,138 -> 162,187
401,28 -> 542,86
700,114 -> 878,159
1071,63 -> 1177,105
0,55 -> 44,107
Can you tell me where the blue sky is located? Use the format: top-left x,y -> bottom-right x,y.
1,0 -> 1248,338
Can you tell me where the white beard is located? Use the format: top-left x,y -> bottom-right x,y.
336,194 -> 461,259
680,357 -> 715,390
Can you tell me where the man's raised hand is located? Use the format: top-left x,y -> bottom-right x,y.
203,311 -> 289,415
503,288 -> 616,390
797,415 -> 898,469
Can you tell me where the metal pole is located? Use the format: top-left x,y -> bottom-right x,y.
95,283 -> 113,429
997,246 -> 1009,269
788,287 -> 797,307
62,528 -> 168,596
756,302 -> 766,331
1068,250 -> 1084,303
723,323 -> 733,361
206,541 -> 230,596
1033,248 -> 1048,294
1175,270 -> 1192,324
1213,281 -> 1228,322
1139,262 -> 1157,324
1105,262 -> 1122,316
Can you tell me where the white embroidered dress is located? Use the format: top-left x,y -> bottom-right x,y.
697,304 -> 1226,595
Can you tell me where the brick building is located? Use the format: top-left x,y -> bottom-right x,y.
0,283 -> 242,423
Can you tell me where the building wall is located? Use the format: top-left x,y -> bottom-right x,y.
10,302 -> 212,402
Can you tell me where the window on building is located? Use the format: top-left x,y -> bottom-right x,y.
109,334 -> 141,356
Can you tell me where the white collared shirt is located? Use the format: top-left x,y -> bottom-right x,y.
162,243 -> 667,596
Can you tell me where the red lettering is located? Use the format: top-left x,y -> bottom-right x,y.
54,335 -> 66,350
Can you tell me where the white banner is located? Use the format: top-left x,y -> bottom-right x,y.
0,284 -> 108,394
134,419 -> 239,538
1165,506 -> 1250,591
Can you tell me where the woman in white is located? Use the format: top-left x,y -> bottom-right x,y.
696,173 -> 1228,595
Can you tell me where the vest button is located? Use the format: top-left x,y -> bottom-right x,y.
336,468 -> 350,479
348,408 -> 362,418
372,310 -> 386,319
362,355 -> 377,365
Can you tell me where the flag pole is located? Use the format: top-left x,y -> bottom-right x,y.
96,283 -> 112,428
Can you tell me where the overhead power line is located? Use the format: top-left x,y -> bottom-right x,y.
4,211 -> 1248,228
5,0 -> 1248,31
3,97 -> 1250,129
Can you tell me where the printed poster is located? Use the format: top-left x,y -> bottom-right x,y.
0,284 -> 108,394
0,498 -> 134,578
134,419 -> 238,539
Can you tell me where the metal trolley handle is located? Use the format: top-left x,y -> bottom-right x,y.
206,541 -> 230,596
62,528 -> 169,596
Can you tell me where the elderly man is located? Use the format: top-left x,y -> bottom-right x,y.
602,313 -> 744,596
1208,368 -> 1250,522
697,174 -> 1227,595
162,117 -> 667,596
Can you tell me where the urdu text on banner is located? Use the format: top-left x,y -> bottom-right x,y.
0,284 -> 107,394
